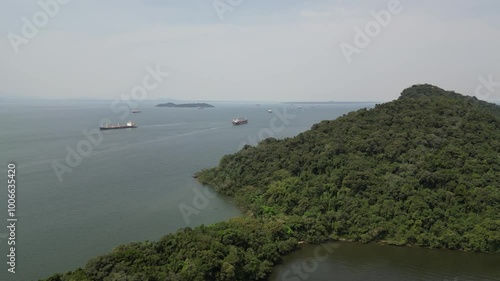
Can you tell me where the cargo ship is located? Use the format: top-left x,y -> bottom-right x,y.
132,109 -> 141,113
232,118 -> 248,125
100,121 -> 137,130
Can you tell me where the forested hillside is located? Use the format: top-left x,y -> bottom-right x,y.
197,84 -> 500,250
44,84 -> 500,280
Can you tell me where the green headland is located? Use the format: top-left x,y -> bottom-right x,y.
44,84 -> 500,281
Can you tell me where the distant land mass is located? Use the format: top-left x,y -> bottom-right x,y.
43,84 -> 500,281
283,101 -> 381,104
156,102 -> 214,108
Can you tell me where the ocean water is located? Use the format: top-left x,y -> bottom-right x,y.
0,100 -> 366,280
270,242 -> 500,281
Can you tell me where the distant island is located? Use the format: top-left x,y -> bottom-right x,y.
156,102 -> 214,108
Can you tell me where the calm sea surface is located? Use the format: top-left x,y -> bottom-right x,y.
0,100 -> 498,280
270,242 -> 500,281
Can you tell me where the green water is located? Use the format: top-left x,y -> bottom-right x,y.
270,242 -> 500,280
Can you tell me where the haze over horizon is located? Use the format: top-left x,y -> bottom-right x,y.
1,0 -> 500,102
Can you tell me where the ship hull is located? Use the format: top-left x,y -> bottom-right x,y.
232,120 -> 248,125
99,125 -> 137,130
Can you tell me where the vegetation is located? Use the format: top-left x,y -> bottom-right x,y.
44,217 -> 298,281
44,85 -> 500,280
198,84 -> 500,250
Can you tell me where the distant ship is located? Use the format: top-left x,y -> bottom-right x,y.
268,109 -> 273,113
132,109 -> 141,113
232,117 -> 248,125
100,121 -> 137,130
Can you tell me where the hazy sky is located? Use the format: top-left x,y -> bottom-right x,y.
1,0 -> 500,102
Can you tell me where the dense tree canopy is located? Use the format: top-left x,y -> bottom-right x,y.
43,218 -> 298,281
198,84 -> 500,250
44,85 -> 500,280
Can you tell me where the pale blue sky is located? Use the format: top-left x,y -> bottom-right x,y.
1,0 -> 499,101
